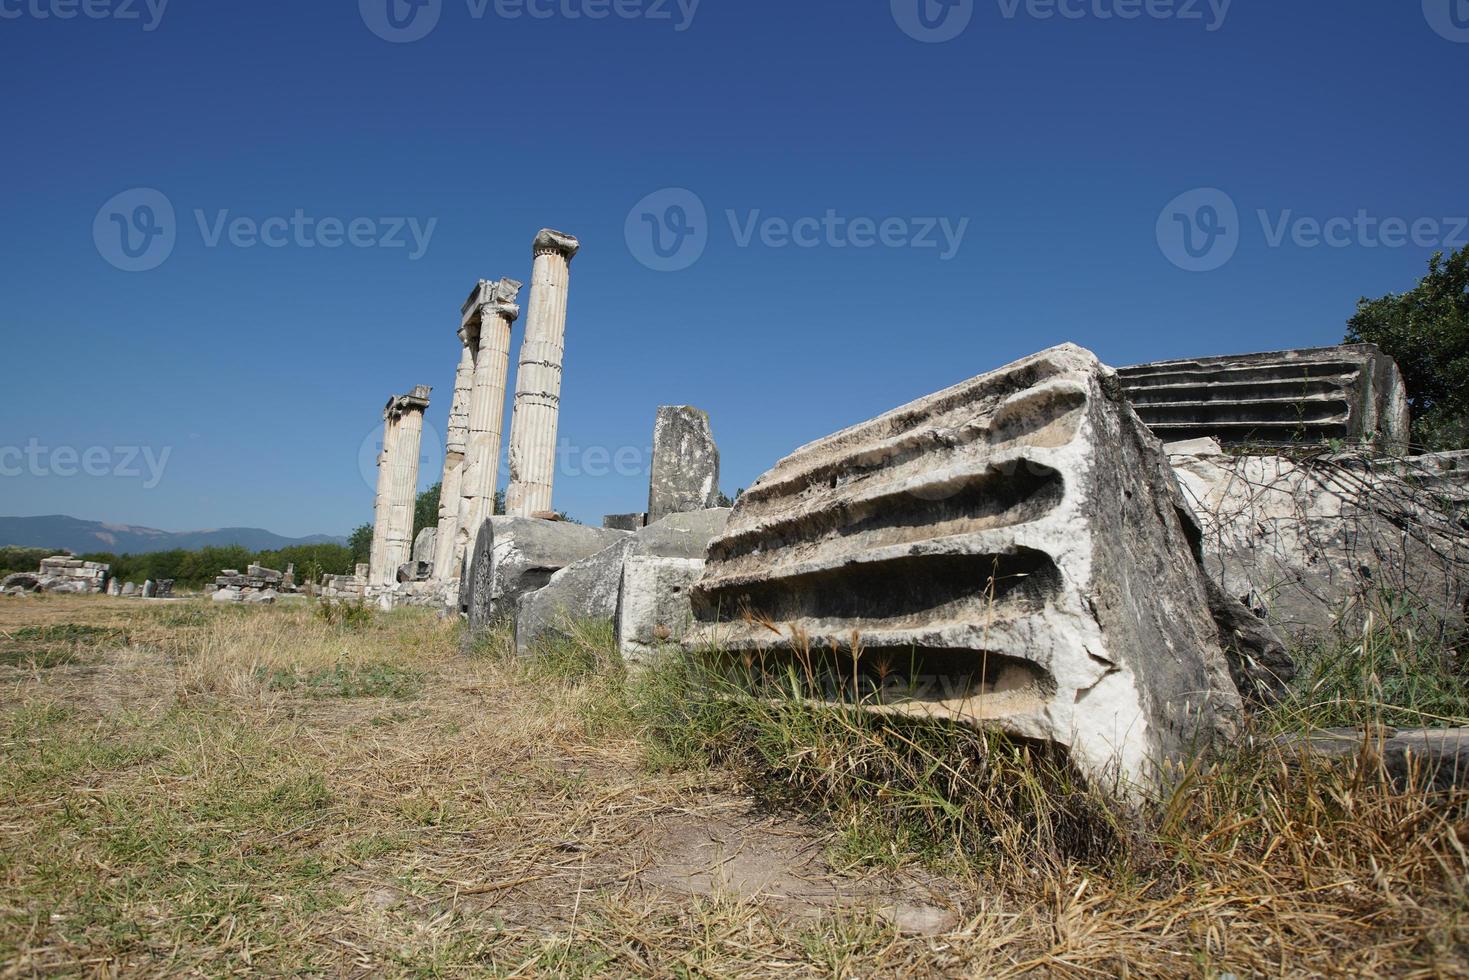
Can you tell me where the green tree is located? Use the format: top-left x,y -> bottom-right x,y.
1346,245 -> 1469,450
413,482 -> 441,540
348,524 -> 373,567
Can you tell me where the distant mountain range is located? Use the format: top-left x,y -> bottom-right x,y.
0,516 -> 347,555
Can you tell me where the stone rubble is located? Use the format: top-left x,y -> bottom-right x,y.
1,557 -> 110,595
514,508 -> 730,655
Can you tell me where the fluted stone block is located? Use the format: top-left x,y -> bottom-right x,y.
649,406 -> 721,522
685,344 -> 1243,795
1118,344 -> 1411,450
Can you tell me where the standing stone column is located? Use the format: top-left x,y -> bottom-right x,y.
371,386 -> 432,586
505,229 -> 580,518
368,408 -> 402,585
432,341 -> 475,579
454,277 -> 523,576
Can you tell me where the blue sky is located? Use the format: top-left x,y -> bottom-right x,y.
2,0 -> 1465,537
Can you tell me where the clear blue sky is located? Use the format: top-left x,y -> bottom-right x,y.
2,0 -> 1465,537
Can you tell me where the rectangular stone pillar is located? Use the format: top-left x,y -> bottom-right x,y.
454,277 -> 522,576
370,385 -> 432,586
505,229 -> 580,518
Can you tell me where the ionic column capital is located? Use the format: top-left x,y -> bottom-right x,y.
479,301 -> 521,324
533,228 -> 581,261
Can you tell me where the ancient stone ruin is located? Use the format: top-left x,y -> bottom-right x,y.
369,386 -> 433,588
210,563 -> 298,604
684,345 -> 1247,793
349,229 -> 586,611
1170,439 -> 1469,636
324,220 -> 1463,799
1118,343 -> 1411,450
1,557 -> 110,595
649,406 -> 722,523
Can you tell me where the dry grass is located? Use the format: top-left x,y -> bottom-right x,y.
1,593 -> 1467,976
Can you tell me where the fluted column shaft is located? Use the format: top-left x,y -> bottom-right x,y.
433,343 -> 475,579
381,405 -> 426,585
506,229 -> 579,517
368,413 -> 401,585
455,301 -> 519,572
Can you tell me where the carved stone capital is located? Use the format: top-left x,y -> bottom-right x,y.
480,301 -> 521,324
385,386 -> 432,419
532,228 -> 580,261
462,277 -> 525,331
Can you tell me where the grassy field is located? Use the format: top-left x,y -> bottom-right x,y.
1,594 -> 1466,976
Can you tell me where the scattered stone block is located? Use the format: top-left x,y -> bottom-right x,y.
397,561 -> 432,583
1170,442 -> 1469,636
1276,727 -> 1469,793
463,517 -> 631,631
1119,343 -> 1411,450
603,513 -> 648,531
211,588 -> 241,603
1,574 -> 41,593
649,406 -> 721,522
514,509 -> 730,655
617,556 -> 705,665
413,527 -> 437,564
685,344 -> 1243,794
121,582 -> 138,597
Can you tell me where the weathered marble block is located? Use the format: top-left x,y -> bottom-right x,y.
649,406 -> 721,522
685,344 -> 1243,794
